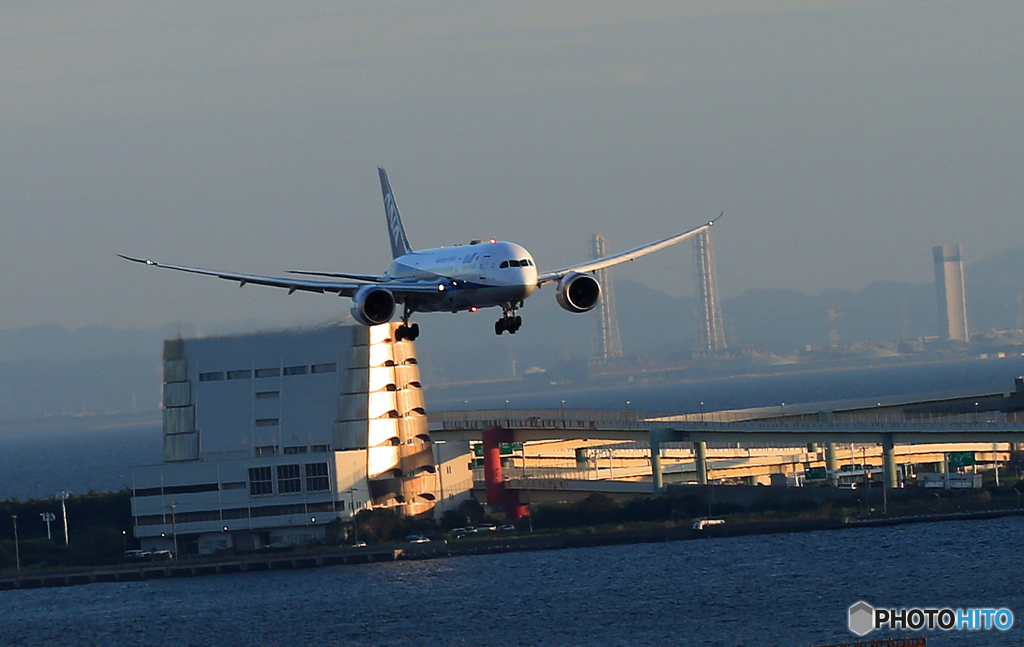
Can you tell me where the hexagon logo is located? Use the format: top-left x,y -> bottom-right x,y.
848,601 -> 875,637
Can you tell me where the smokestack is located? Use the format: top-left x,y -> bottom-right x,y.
933,244 -> 969,342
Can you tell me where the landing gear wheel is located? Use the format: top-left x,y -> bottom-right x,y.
495,313 -> 523,335
396,323 -> 420,342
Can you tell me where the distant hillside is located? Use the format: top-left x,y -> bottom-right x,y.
1,247 -> 1021,419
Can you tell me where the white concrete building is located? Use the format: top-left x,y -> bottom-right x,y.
131,323 -> 472,555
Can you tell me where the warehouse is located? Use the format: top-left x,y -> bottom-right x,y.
131,323 -> 472,555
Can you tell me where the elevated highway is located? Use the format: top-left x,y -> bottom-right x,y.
429,409 -> 1024,502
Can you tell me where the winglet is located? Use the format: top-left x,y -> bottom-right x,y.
379,167 -> 413,259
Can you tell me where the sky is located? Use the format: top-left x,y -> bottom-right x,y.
2,1 -> 1022,333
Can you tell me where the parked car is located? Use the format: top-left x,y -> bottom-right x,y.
406,534 -> 430,544
124,549 -> 150,559
498,524 -> 516,532
349,541 -> 367,548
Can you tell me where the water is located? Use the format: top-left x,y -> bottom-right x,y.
435,355 -> 1024,414
1,516 -> 1021,646
2,356 -> 1024,500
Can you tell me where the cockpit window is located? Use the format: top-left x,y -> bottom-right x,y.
500,258 -> 532,269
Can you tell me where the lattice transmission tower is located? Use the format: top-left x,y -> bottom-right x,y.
693,229 -> 727,352
591,233 -> 623,362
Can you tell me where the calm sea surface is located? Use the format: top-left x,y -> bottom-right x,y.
1,516 -> 1022,647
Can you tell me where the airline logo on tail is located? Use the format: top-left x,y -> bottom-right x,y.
379,167 -> 413,259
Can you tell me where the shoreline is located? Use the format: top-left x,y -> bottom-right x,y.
3,507 -> 1021,591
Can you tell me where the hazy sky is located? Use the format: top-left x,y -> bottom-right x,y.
2,1 -> 1022,332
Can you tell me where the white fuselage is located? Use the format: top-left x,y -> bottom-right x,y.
385,240 -> 538,312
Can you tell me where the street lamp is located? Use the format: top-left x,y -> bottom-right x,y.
169,502 -> 178,559
57,491 -> 70,546
11,515 -> 20,571
699,401 -> 705,423
40,512 -> 55,541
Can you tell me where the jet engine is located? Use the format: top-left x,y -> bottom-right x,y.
351,285 -> 396,325
555,272 -> 601,313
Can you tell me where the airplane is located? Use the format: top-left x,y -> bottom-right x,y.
121,168 -> 719,341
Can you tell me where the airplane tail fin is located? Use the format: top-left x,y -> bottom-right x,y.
379,167 -> 413,259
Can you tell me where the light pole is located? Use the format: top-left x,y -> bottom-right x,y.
40,512 -> 55,541
349,489 -> 359,545
57,491 -> 70,546
169,502 -> 178,558
122,530 -> 127,554
11,515 -> 20,571
520,444 -> 533,533
699,401 -> 705,423
560,400 -> 565,427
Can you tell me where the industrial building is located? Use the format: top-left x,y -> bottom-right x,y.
131,323 -> 473,555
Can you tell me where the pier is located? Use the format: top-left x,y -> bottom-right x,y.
0,543 -> 445,591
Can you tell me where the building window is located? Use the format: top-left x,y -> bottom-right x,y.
248,466 -> 273,495
305,463 -> 330,492
255,445 -> 277,457
255,418 -> 279,427
227,369 -> 252,380
311,444 -> 330,453
283,365 -> 308,376
222,481 -> 246,490
311,362 -> 337,374
199,372 -> 224,382
283,446 -> 308,455
277,464 -> 302,493
255,391 -> 280,400
255,367 -> 280,378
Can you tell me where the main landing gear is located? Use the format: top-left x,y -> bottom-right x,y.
495,304 -> 522,335
395,304 -> 419,342
395,322 -> 419,341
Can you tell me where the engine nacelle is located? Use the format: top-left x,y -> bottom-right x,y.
555,272 -> 601,313
351,285 -> 396,326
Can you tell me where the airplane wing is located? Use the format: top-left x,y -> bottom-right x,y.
117,255 -> 443,298
535,216 -> 721,285
286,270 -> 388,282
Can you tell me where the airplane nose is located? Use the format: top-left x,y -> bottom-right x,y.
520,266 -> 537,297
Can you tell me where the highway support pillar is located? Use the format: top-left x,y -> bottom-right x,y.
695,441 -> 709,485
650,428 -> 673,496
482,426 -> 513,509
882,433 -> 898,489
825,443 -> 839,472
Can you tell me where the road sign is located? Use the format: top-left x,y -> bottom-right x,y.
948,452 -> 976,467
806,467 -> 828,480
